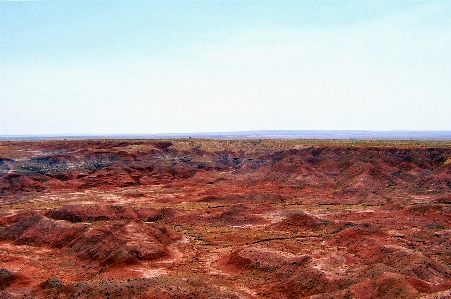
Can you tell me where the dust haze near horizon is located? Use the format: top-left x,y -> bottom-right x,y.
1,1 -> 450,136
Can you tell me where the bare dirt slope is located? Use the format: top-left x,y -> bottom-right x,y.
0,139 -> 451,298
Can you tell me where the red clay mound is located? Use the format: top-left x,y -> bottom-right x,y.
0,173 -> 42,194
350,272 -> 431,299
79,167 -> 138,189
170,162 -> 196,179
223,246 -> 354,297
133,206 -> 160,220
294,168 -> 336,188
225,247 -> 310,273
329,225 -> 398,259
213,204 -> 267,226
0,214 -> 180,267
70,220 -> 181,266
336,161 -> 395,192
271,210 -> 333,231
0,210 -> 38,226
0,214 -> 86,248
350,273 -> 418,299
272,267 -> 353,299
370,245 -> 451,284
46,204 -> 139,222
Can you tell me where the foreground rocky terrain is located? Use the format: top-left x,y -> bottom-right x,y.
0,139 -> 450,298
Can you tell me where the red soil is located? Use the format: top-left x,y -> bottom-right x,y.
0,139 -> 450,298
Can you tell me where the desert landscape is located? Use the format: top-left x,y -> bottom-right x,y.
0,138 -> 451,298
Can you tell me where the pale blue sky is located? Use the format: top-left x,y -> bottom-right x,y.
1,1 -> 450,135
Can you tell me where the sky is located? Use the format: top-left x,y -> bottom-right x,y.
1,1 -> 450,136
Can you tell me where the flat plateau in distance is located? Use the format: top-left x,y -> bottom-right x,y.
2,130 -> 451,141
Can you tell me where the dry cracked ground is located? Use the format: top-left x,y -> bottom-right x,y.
0,139 -> 451,299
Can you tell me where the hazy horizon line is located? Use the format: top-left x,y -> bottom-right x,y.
2,130 -> 451,141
